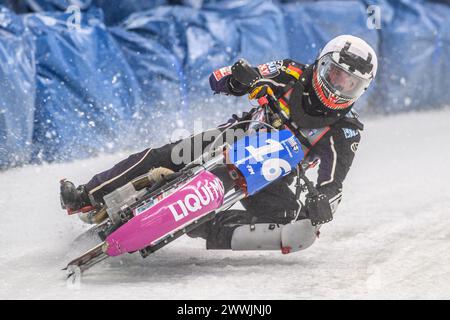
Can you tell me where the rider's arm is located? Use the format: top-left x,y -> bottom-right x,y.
312,126 -> 361,214
209,59 -> 305,97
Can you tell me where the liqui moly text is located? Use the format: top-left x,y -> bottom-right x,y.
168,178 -> 224,222
105,170 -> 225,256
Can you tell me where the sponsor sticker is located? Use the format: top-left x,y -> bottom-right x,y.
135,189 -> 172,216
135,199 -> 155,216
287,137 -> 299,153
168,178 -> 224,222
308,129 -> 318,137
258,61 -> 280,77
213,66 -> 232,81
342,128 -> 359,139
351,142 -> 359,153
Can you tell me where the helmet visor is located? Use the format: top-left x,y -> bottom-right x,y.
318,55 -> 370,100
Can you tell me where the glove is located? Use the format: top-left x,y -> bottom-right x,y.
248,84 -> 274,100
231,58 -> 261,88
305,193 -> 333,226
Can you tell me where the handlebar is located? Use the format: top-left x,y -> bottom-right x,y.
254,92 -> 299,134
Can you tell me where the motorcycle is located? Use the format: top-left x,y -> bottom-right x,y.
62,93 -> 320,278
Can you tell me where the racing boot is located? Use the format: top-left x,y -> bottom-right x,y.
60,179 -> 92,213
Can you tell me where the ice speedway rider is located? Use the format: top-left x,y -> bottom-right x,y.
60,35 -> 377,253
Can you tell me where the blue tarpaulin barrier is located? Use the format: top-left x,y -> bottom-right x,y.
0,0 -> 449,168
368,0 -> 450,112
0,7 -> 35,168
111,0 -> 289,130
25,8 -> 144,162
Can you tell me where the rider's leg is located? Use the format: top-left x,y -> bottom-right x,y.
60,143 -> 177,211
60,127 -> 226,211
84,143 -> 179,204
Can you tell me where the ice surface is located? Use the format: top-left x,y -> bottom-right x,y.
0,109 -> 450,299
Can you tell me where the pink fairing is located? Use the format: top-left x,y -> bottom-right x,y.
105,170 -> 225,256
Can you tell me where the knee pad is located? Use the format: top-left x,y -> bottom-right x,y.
280,219 -> 317,253
230,220 -> 317,253
231,223 -> 282,251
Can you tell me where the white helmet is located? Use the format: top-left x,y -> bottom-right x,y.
313,35 -> 378,110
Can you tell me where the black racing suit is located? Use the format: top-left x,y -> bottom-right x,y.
83,59 -> 363,249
